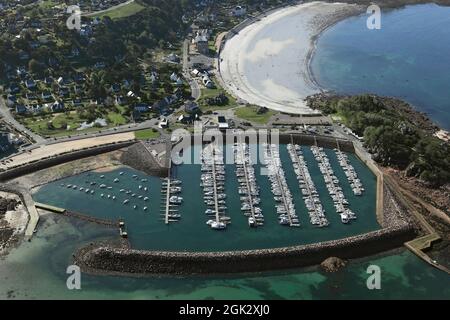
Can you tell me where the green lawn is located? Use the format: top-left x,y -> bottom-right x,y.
331,114 -> 344,122
19,110 -> 129,138
93,1 -> 145,20
234,106 -> 276,124
39,0 -> 58,9
198,87 -> 239,112
20,113 -> 85,137
107,112 -> 127,125
134,129 -> 160,140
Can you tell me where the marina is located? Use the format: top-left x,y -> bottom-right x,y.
32,145 -> 378,252
287,143 -> 329,227
311,146 -> 356,224
263,143 -> 300,227
202,144 -> 228,230
161,177 -> 182,224
59,171 -> 152,215
335,149 -> 364,196
233,142 -> 263,228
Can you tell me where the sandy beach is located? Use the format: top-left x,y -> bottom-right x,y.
219,1 -> 364,114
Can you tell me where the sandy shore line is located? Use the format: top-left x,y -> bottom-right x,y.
219,1 -> 364,114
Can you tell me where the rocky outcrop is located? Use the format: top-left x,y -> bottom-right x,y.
320,257 -> 347,273
0,197 -> 20,215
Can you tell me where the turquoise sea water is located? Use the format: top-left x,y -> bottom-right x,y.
33,146 -> 378,252
16,144 -> 448,299
311,4 -> 450,130
0,214 -> 448,299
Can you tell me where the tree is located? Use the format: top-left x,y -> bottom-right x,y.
29,59 -> 43,75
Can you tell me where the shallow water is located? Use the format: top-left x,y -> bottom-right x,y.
33,145 -> 378,252
311,4 -> 450,130
0,213 -> 448,299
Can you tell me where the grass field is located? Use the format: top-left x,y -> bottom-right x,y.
331,114 -> 344,122
19,110 -> 129,137
234,106 -> 276,124
198,86 -> 239,112
93,1 -> 145,20
107,112 -> 127,125
134,129 -> 160,140
39,0 -> 58,9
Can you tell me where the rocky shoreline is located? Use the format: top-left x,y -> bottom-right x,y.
0,197 -> 20,216
0,193 -> 27,256
306,92 -> 440,134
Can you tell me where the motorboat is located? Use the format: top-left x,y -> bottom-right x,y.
169,196 -> 183,204
210,221 -> 226,230
340,213 -> 350,224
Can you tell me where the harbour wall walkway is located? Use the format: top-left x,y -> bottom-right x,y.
76,226 -> 415,275
0,140 -> 135,182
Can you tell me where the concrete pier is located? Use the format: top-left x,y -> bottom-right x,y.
265,143 -> 297,227
236,143 -> 257,223
211,157 -> 220,224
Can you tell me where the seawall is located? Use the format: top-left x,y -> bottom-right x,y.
0,140 -> 135,182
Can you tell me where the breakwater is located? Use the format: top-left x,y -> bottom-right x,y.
75,225 -> 415,275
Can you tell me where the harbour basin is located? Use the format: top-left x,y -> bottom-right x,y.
33,144 -> 378,252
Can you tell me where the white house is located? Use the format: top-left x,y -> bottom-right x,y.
170,72 -> 179,82
158,117 -> 168,128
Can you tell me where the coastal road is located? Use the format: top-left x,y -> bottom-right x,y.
189,78 -> 201,101
0,97 -> 46,143
83,0 -> 135,17
182,39 -> 201,101
14,118 -> 162,152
